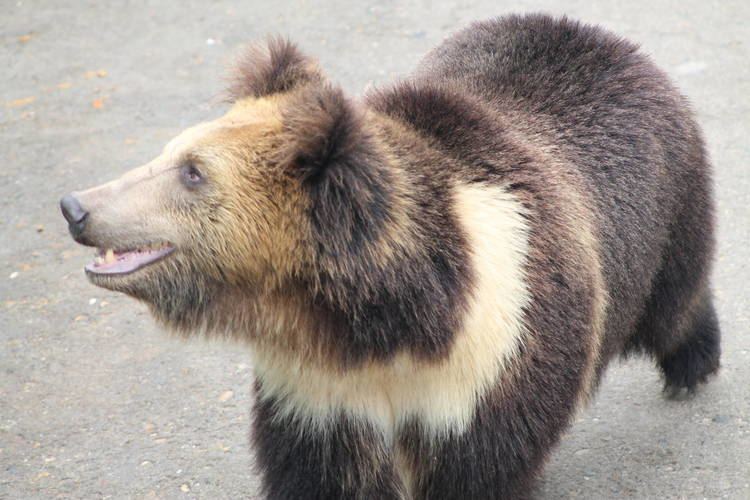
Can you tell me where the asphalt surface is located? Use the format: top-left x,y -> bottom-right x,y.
1,1 -> 748,498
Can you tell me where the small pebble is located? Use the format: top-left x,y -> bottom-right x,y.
712,414 -> 730,424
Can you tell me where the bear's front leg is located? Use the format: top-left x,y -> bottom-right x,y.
251,381 -> 406,500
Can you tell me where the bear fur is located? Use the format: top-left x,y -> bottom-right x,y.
62,13 -> 720,499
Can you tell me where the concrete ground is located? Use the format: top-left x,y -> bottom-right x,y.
1,0 -> 748,498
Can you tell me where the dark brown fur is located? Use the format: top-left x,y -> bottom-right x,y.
63,13 -> 720,500
270,83 -> 475,366
247,15 -> 718,498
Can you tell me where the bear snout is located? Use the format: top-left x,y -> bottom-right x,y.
60,192 -> 90,244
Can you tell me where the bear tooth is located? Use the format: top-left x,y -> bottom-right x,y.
105,249 -> 115,263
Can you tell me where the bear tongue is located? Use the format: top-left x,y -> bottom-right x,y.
85,246 -> 174,275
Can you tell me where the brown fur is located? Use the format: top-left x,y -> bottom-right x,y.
61,13 -> 720,499
227,37 -> 323,101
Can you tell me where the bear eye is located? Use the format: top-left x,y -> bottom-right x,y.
181,163 -> 204,187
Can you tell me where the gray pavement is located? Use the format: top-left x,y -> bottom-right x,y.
1,1 -> 748,498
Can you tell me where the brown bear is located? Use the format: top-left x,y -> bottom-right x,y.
60,13 -> 720,499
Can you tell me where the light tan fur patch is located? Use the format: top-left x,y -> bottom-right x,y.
566,197 -> 607,409
252,183 -> 531,442
165,96 -> 315,287
501,107 -> 609,411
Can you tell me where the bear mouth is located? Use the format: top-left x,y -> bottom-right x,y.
85,243 -> 175,276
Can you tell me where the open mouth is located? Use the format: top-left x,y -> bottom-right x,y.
85,243 -> 175,276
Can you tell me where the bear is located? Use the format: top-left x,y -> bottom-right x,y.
60,13 -> 720,499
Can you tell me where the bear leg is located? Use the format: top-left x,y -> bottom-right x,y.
251,382 -> 405,500
625,174 -> 720,396
659,295 -> 721,395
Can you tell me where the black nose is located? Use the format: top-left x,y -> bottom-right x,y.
60,193 -> 88,238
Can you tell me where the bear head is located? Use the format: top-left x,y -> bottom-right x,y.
60,38 -> 415,342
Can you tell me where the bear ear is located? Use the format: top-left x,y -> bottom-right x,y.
228,37 -> 323,100
277,84 -> 393,260
276,84 -> 373,183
